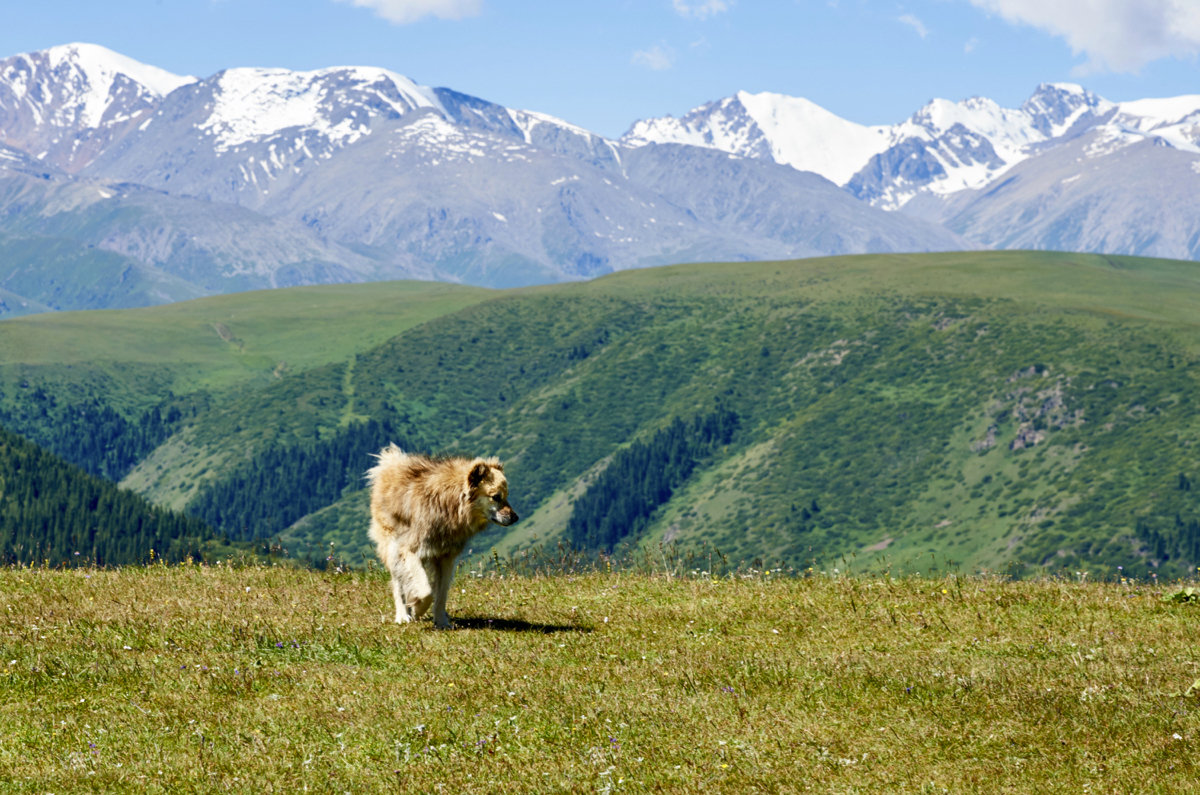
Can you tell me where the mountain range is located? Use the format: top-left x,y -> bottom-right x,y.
2,42 -> 1200,315
626,85 -> 1200,261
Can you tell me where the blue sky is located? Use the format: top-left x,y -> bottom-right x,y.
3,0 -> 1198,138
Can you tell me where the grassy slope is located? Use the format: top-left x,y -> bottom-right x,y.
0,279 -> 493,404
2,565 -> 1199,792
0,280 -> 493,510
280,252 -> 1200,575
4,251 -> 1200,575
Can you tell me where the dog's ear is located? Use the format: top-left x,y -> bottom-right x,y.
467,461 -> 490,489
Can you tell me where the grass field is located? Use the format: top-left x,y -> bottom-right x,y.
0,279 -> 491,400
3,564 -> 1199,792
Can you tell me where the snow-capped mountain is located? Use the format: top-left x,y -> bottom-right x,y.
623,90 -> 892,185
0,44 -> 964,313
623,83 -> 1200,218
0,43 -> 195,173
622,84 -> 1119,207
2,42 -> 1198,315
846,85 -> 1114,209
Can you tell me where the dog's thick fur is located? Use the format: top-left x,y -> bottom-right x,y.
366,444 -> 518,628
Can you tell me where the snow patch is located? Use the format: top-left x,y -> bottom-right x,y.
46,42 -> 194,98
199,66 -> 443,152
1084,127 -> 1140,159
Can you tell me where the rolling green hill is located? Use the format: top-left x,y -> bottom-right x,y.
2,251 -> 1198,576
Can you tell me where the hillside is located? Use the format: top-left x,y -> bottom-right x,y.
0,424 -> 214,564
1,251 -> 1198,576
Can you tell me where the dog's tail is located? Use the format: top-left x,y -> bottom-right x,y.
365,442 -> 406,486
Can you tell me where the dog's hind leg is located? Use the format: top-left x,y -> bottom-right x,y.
390,549 -> 433,623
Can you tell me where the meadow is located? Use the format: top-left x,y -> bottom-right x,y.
2,563 -> 1199,792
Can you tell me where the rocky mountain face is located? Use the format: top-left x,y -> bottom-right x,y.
0,44 -> 964,315
918,133 -> 1200,261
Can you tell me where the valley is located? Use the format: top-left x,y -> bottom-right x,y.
1,251 -> 1197,578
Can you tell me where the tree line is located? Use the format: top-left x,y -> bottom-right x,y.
188,417 -> 403,541
0,424 -> 214,565
0,387 -> 204,481
567,408 -> 739,553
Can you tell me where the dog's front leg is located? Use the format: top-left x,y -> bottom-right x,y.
430,554 -> 458,629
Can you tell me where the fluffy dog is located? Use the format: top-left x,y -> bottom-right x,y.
366,444 -> 518,628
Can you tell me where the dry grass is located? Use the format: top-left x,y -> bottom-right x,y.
2,564 -> 1199,792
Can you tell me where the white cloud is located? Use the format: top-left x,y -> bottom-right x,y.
632,44 -> 675,70
964,36 -> 980,53
899,13 -> 930,39
967,0 -> 1200,72
673,0 -> 730,20
335,0 -> 482,24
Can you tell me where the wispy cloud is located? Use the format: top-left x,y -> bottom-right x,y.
334,0 -> 482,24
899,13 -> 930,39
964,36 -> 980,53
672,0 -> 730,20
632,44 -> 675,70
967,0 -> 1200,73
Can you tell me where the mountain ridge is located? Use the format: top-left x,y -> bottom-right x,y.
0,42 -> 966,312
2,42 -> 1199,313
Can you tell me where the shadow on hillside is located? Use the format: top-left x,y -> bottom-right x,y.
453,616 -> 593,634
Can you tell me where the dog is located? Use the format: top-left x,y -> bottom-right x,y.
366,444 -> 518,628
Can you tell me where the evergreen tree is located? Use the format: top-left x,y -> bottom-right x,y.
568,408 -> 739,552
0,424 -> 215,565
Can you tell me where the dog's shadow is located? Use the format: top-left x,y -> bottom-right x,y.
453,616 -> 592,634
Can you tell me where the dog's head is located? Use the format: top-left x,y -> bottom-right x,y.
467,459 -> 519,526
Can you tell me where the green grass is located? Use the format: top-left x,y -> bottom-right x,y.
3,565 -> 1200,792
0,279 -> 492,399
